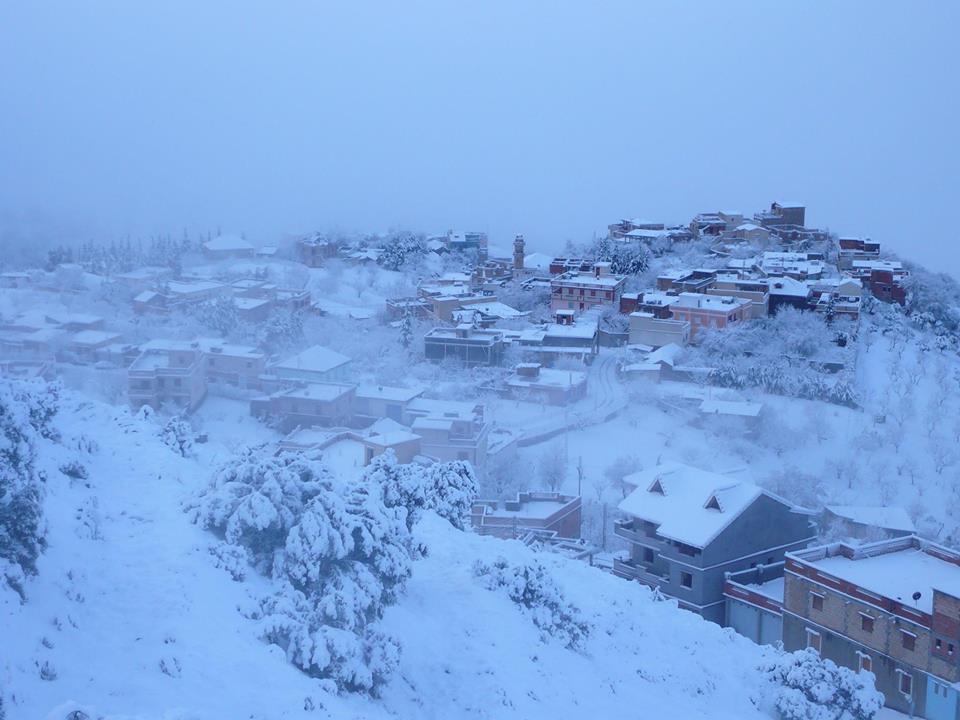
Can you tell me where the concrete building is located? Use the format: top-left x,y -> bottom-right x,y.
270,345 -> 352,384
629,312 -> 690,348
253,383 -> 356,431
471,492 -> 582,540
504,363 -> 587,405
614,462 -> 815,625
782,537 -> 960,719
128,340 -> 206,412
424,325 -> 505,366
406,398 -> 489,468
724,562 -> 787,647
550,262 -> 627,314
668,293 -> 752,341
353,384 -> 425,423
196,338 -> 266,393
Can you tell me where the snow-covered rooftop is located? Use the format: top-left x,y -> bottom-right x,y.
825,505 -> 915,533
356,384 -> 424,403
804,547 -> 960,614
618,462 -> 768,548
279,383 -> 354,402
204,234 -> 254,252
272,345 -> 351,374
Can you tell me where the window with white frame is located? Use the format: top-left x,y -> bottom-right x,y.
896,669 -> 912,697
806,628 -> 821,654
856,651 -> 872,673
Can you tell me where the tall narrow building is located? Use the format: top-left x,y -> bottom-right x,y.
513,234 -> 525,270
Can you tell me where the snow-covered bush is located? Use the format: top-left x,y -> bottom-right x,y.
161,416 -> 194,457
363,453 -> 478,531
0,379 -> 58,598
377,231 -> 426,271
473,556 -> 591,651
188,447 -> 331,573
194,448 -> 415,694
765,648 -> 883,720
252,477 -> 413,694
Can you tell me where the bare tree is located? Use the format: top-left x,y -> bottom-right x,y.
604,454 -> 643,499
538,444 -> 567,492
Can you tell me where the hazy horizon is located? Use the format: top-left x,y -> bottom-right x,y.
2,2 -> 958,274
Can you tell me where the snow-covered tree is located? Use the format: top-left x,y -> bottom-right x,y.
253,474 -> 414,695
0,379 -> 59,598
538,444 -> 567,492
473,556 -> 591,651
765,647 -> 883,720
161,416 -> 194,457
398,312 -> 413,350
193,296 -> 240,336
363,452 -> 478,531
188,448 -> 331,573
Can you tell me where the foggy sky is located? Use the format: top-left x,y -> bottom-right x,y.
1,2 -> 958,274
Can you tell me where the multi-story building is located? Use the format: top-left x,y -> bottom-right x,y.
614,462 -> 815,625
443,230 -> 488,260
424,325 -> 505,366
668,293 -> 752,341
406,398 -> 489,468
550,262 -> 627,314
628,312 -> 690,348
782,536 -> 960,719
128,340 -> 206,412
202,234 -> 255,260
269,345 -> 352,384
297,234 -> 341,267
252,383 -> 356,432
838,237 -> 881,269
849,260 -> 908,305
755,201 -> 806,229
196,338 -> 266,393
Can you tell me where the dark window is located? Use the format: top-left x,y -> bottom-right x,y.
807,630 -> 821,654
811,593 -> 824,611
680,571 -> 693,588
899,672 -> 912,696
936,638 -> 942,650
950,643 -> 955,655
677,543 -> 697,557
174,379 -> 182,388
858,653 -> 872,673
901,631 -> 916,651
860,615 -> 874,633
642,547 -> 654,563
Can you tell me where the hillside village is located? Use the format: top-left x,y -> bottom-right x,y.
3,200 -> 960,720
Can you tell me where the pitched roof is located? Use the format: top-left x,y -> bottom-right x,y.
618,462 -> 771,548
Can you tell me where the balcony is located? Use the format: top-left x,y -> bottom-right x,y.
612,558 -> 669,588
614,519 -> 646,544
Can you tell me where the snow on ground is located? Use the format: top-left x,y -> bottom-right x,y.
2,391 -> 777,719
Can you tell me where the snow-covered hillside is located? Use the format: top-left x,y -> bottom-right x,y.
2,390 -> 781,720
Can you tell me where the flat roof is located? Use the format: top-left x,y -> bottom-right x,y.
803,548 -> 960,614
279,383 -> 354,401
273,345 -> 351,374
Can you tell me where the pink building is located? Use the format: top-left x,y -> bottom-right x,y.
668,292 -> 752,340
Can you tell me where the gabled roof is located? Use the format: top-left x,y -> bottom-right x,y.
618,462 -> 775,548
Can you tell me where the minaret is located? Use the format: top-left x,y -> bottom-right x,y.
513,234 -> 525,270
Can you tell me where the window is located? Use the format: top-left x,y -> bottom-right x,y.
810,592 -> 824,612
936,638 -> 942,651
806,629 -> 821,654
245,361 -> 252,368
859,613 -> 874,633
677,543 -> 697,557
857,652 -> 872,673
897,670 -> 912,697
680,571 -> 693,588
174,379 -> 182,388
901,630 -> 916,651
457,451 -> 468,461
642,547 -> 654,563
950,643 -> 955,655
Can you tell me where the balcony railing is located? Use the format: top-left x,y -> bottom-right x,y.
613,557 -> 669,588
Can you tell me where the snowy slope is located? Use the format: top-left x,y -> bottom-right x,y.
2,393 -> 777,720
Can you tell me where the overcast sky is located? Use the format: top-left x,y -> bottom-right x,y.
1,2 -> 958,273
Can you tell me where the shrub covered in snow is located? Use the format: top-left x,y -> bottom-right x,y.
193,448 -> 415,695
363,452 -> 479,531
0,379 -> 59,598
188,447 -> 332,573
161,416 -> 194,457
473,556 -> 591,651
764,648 -> 883,720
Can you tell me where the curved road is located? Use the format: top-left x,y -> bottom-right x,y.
517,350 -> 627,447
